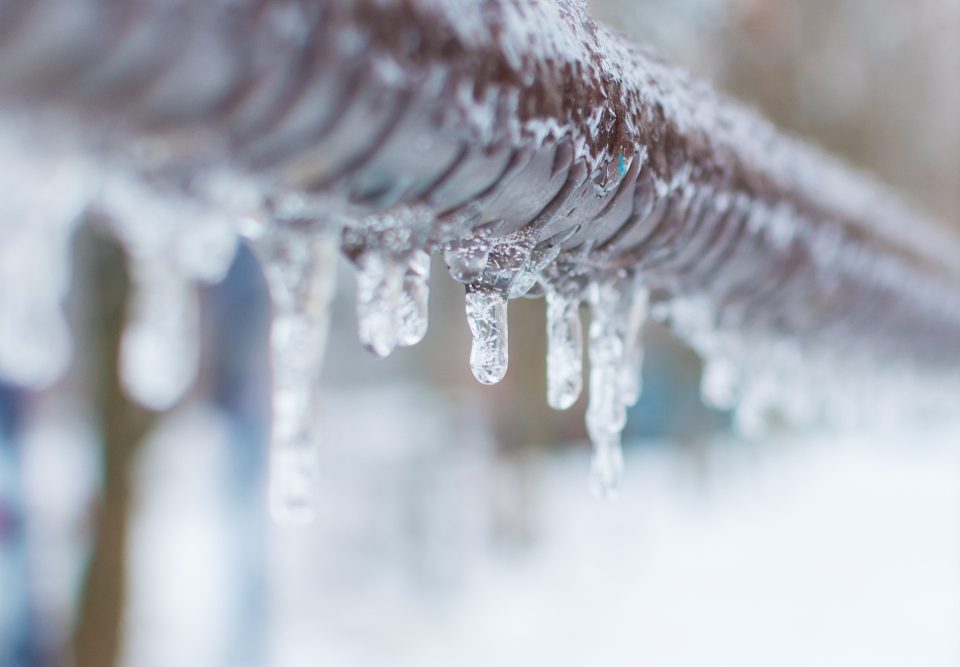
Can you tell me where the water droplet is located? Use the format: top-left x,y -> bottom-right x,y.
465,288 -> 508,384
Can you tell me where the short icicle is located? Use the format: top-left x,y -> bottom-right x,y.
356,250 -> 405,358
253,225 -> 337,523
545,290 -> 583,410
397,249 -> 431,347
119,259 -> 200,411
465,287 -> 509,385
103,173 -> 242,409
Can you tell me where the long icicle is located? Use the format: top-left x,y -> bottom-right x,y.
585,280 -> 635,498
253,224 -> 337,523
620,286 -> 649,407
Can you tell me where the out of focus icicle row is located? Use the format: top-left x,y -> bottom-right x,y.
118,263 -> 200,411
0,123 -> 91,387
101,175 -> 238,410
248,222 -> 337,523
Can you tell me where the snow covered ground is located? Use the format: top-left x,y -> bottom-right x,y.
122,389 -> 960,667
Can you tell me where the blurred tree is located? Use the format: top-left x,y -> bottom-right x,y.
70,223 -> 156,667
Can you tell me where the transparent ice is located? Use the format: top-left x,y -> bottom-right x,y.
465,288 -> 509,385
356,250 -> 405,358
397,249 -> 431,347
545,290 -> 583,410
585,281 -> 630,498
620,287 -> 649,407
251,225 -> 337,523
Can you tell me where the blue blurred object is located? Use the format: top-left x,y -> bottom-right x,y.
204,243 -> 271,666
0,383 -> 43,667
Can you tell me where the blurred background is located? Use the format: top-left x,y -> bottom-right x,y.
2,1 -> 959,665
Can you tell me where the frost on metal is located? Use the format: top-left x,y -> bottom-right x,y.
2,0 -> 960,506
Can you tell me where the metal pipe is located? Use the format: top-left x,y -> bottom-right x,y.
2,0 -> 960,382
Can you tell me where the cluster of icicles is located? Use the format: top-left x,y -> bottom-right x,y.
0,120 -> 649,520
3,120 -> 953,524
244,210 -> 654,518
2,138 -> 645,513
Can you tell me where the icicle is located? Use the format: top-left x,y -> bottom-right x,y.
585,281 -> 629,498
119,260 -> 200,410
465,288 -> 508,384
733,374 -> 777,438
588,428 -> 624,499
0,125 -> 90,387
397,249 -> 430,347
545,290 -> 582,409
102,174 -> 240,409
0,222 -> 76,388
174,210 -> 239,284
355,250 -> 405,358
254,226 -> 337,523
700,355 -> 740,410
102,173 -> 240,287
619,287 -> 648,407
344,207 -> 435,356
